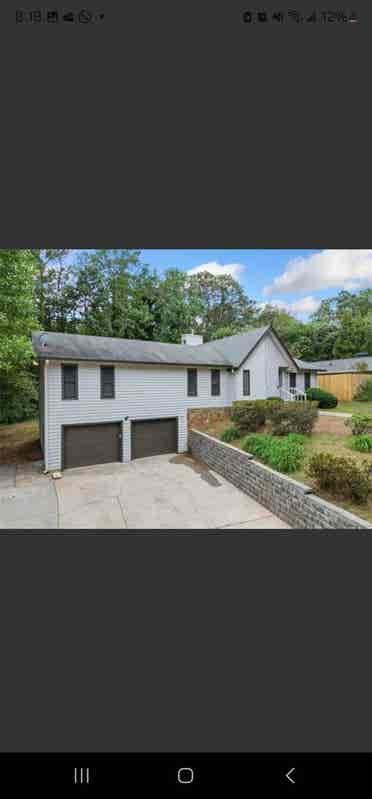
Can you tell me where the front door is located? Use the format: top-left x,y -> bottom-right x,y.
304,372 -> 311,391
289,372 -> 296,390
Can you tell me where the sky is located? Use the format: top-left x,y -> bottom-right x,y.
70,250 -> 372,320
138,249 -> 372,319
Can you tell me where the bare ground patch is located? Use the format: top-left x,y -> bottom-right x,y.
0,420 -> 42,465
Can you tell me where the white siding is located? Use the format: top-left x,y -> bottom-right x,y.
45,361 -> 233,471
263,333 -> 295,396
184,367 -> 234,408
233,331 -> 294,400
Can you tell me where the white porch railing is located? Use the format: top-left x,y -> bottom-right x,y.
278,386 -> 308,402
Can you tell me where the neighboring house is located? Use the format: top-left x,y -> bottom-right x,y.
32,326 -> 318,472
299,354 -> 372,373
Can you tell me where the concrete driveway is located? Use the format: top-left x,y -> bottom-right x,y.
0,455 -> 290,531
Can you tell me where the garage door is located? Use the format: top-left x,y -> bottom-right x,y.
63,422 -> 122,469
131,418 -> 178,460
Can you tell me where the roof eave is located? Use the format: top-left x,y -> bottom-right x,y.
34,354 -> 231,368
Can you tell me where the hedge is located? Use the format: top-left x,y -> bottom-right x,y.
305,387 -> 338,408
306,452 -> 371,503
231,401 -> 266,434
265,400 -> 318,435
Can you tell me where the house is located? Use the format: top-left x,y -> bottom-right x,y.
298,354 -> 372,373
32,326 -> 318,472
302,353 -> 372,401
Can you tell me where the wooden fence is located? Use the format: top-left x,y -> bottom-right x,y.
317,371 -> 372,402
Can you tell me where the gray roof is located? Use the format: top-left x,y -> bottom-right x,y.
32,327 -> 274,368
294,358 -> 323,372
299,355 -> 372,373
196,326 -> 272,368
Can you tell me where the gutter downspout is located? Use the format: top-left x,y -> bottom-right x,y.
43,359 -> 49,473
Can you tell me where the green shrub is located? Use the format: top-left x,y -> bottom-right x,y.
266,396 -> 284,402
348,435 -> 372,453
355,361 -> 368,372
231,401 -> 266,434
353,378 -> 372,401
241,433 -> 272,459
345,414 -> 372,436
265,401 -> 318,435
241,433 -> 305,474
261,399 -> 283,415
305,387 -> 338,408
220,424 -> 239,443
306,452 -> 371,503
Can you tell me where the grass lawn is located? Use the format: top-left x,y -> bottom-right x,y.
0,419 -> 42,465
193,415 -> 372,524
328,401 -> 372,415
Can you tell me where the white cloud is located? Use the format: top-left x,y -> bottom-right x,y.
187,261 -> 243,280
264,250 -> 372,296
259,296 -> 321,318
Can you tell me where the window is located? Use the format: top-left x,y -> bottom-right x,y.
62,364 -> 78,400
187,368 -> 198,397
211,369 -> 221,396
304,372 -> 311,391
101,366 -> 115,399
289,372 -> 296,389
243,370 -> 250,396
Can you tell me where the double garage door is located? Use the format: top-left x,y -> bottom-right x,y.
62,418 -> 178,469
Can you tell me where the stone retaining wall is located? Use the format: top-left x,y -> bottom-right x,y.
189,429 -> 372,530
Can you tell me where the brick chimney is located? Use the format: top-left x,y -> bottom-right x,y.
181,333 -> 203,346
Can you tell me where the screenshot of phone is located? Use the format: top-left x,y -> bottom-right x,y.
0,1 -> 371,794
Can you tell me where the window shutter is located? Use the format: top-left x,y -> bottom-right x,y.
101,366 -> 115,399
243,370 -> 250,396
211,370 -> 220,396
62,365 -> 78,400
187,369 -> 198,397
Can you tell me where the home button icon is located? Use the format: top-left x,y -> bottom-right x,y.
177,767 -> 194,784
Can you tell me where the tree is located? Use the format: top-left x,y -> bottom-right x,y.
152,269 -> 202,343
187,272 -> 257,341
32,250 -> 76,331
255,305 -> 304,355
73,249 -> 143,337
333,314 -> 372,358
0,250 -> 37,337
294,321 -> 339,361
0,250 -> 38,424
